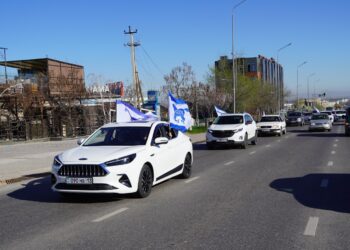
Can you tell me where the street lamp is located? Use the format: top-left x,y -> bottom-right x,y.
313,78 -> 320,98
276,42 -> 292,112
307,72 -> 315,102
296,61 -> 307,109
232,0 -> 248,113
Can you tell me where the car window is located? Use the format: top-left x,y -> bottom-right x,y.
213,115 -> 244,124
260,116 -> 280,122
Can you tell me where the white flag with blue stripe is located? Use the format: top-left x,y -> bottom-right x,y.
215,106 -> 227,116
168,92 -> 192,132
116,100 -> 158,122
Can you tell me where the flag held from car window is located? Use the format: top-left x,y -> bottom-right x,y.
215,106 -> 227,116
168,92 -> 192,132
116,100 -> 158,123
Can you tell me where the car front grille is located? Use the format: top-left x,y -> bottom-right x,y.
58,164 -> 107,177
212,130 -> 234,138
261,126 -> 272,128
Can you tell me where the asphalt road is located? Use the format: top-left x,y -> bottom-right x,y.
0,123 -> 349,249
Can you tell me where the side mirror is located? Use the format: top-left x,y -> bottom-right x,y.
77,138 -> 85,145
154,137 -> 169,145
208,121 -> 213,126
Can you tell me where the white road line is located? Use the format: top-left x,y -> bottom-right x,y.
185,176 -> 200,183
327,161 -> 334,167
277,139 -> 281,142
224,161 -> 235,166
285,136 -> 290,139
265,144 -> 271,148
333,144 -> 338,147
331,151 -> 336,155
249,151 -> 256,155
335,139 -> 339,142
320,179 -> 329,188
92,207 -> 129,223
304,217 -> 319,236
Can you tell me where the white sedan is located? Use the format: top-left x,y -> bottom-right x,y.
257,115 -> 286,136
51,121 -> 193,198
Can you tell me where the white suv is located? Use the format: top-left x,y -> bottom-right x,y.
206,113 -> 257,149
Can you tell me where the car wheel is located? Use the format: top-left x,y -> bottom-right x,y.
283,128 -> 287,135
180,154 -> 192,179
278,128 -> 283,136
136,164 -> 153,198
241,133 -> 248,149
251,132 -> 258,145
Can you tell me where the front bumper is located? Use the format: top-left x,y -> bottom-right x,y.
51,163 -> 140,194
206,131 -> 245,145
309,124 -> 330,131
257,128 -> 281,134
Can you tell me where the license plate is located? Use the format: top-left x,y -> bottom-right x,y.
66,177 -> 93,184
216,138 -> 228,142
262,129 -> 270,132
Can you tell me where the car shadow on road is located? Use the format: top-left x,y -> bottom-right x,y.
7,175 -> 134,204
297,132 -> 345,138
270,173 -> 350,213
193,143 -> 241,151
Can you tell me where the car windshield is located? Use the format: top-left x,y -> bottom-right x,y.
260,116 -> 280,122
336,111 -> 345,114
311,114 -> 329,120
288,112 -> 301,117
303,112 -> 312,116
83,126 -> 151,146
321,112 -> 331,115
213,115 -> 243,125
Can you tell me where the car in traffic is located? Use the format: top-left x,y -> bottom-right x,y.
286,111 -> 305,126
320,111 -> 334,123
345,107 -> 350,136
334,110 -> 346,121
51,121 -> 193,198
309,113 -> 332,132
257,115 -> 286,136
206,113 -> 257,149
302,112 -> 313,124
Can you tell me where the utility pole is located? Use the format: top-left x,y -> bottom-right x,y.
124,26 -> 143,108
0,47 -> 8,84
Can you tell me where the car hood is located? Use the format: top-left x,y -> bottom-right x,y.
209,124 -> 243,130
59,145 -> 146,164
257,122 -> 280,127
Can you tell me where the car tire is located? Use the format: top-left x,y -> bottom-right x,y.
251,132 -> 258,145
136,164 -> 153,198
283,128 -> 287,135
241,133 -> 248,149
278,128 -> 283,136
180,154 -> 192,179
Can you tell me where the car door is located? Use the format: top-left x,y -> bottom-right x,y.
244,115 -> 254,139
148,124 -> 175,181
162,124 -> 183,168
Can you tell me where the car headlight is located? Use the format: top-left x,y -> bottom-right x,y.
272,125 -> 279,129
105,154 -> 136,166
207,129 -> 213,134
311,123 -> 316,126
297,118 -> 301,121
233,128 -> 243,133
53,155 -> 62,167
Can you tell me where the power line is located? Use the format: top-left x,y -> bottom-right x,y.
140,45 -> 165,77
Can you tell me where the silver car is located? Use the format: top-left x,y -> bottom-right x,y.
309,113 -> 332,132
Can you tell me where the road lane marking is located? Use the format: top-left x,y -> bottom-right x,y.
92,207 -> 129,223
304,217 -> 319,236
335,139 -> 339,142
277,139 -> 281,142
185,176 -> 200,183
333,144 -> 338,147
285,136 -> 289,139
327,161 -> 334,167
320,179 -> 329,188
331,151 -> 336,155
224,161 -> 235,166
265,144 -> 271,148
249,151 -> 256,155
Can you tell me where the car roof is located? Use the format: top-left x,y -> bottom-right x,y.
101,121 -> 162,128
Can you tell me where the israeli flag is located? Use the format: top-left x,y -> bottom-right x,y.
168,92 -> 192,132
312,106 -> 320,113
116,100 -> 158,122
215,106 -> 227,116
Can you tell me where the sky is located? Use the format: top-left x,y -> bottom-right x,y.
1,0 -> 350,98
